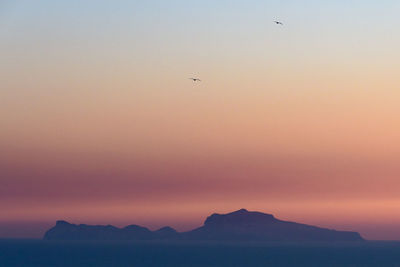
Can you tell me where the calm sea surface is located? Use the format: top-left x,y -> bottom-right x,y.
1,239 -> 400,266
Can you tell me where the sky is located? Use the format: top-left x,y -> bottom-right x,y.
1,0 -> 400,240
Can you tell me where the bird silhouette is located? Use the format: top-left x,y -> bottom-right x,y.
189,78 -> 201,82
274,21 -> 284,25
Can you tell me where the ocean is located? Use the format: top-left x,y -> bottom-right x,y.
1,239 -> 400,266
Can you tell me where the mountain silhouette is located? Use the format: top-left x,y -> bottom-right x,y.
183,209 -> 363,241
44,209 -> 364,242
44,221 -> 179,240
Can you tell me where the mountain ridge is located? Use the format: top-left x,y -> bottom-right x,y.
44,209 -> 364,242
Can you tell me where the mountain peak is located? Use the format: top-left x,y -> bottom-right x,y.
233,208 -> 249,213
155,226 -> 177,233
56,220 -> 72,226
204,209 -> 276,227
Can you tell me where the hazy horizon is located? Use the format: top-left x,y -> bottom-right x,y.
2,1 -> 400,240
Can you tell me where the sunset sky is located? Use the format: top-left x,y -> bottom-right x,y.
1,0 -> 400,240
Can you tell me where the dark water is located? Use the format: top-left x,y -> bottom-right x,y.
1,239 -> 400,267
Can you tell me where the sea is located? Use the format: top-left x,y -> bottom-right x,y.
1,239 -> 400,266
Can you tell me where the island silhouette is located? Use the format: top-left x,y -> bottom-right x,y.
44,209 -> 364,242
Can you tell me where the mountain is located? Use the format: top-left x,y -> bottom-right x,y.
154,226 -> 178,238
44,221 -> 179,240
43,209 -> 364,242
183,209 -> 364,242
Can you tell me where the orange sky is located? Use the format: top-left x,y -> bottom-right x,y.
1,1 -> 400,239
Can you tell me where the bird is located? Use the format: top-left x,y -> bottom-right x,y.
274,21 -> 284,25
189,78 -> 201,82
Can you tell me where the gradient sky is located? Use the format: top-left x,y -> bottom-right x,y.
1,0 -> 400,240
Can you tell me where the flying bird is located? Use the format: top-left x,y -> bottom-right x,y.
274,21 -> 284,25
189,78 -> 201,82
